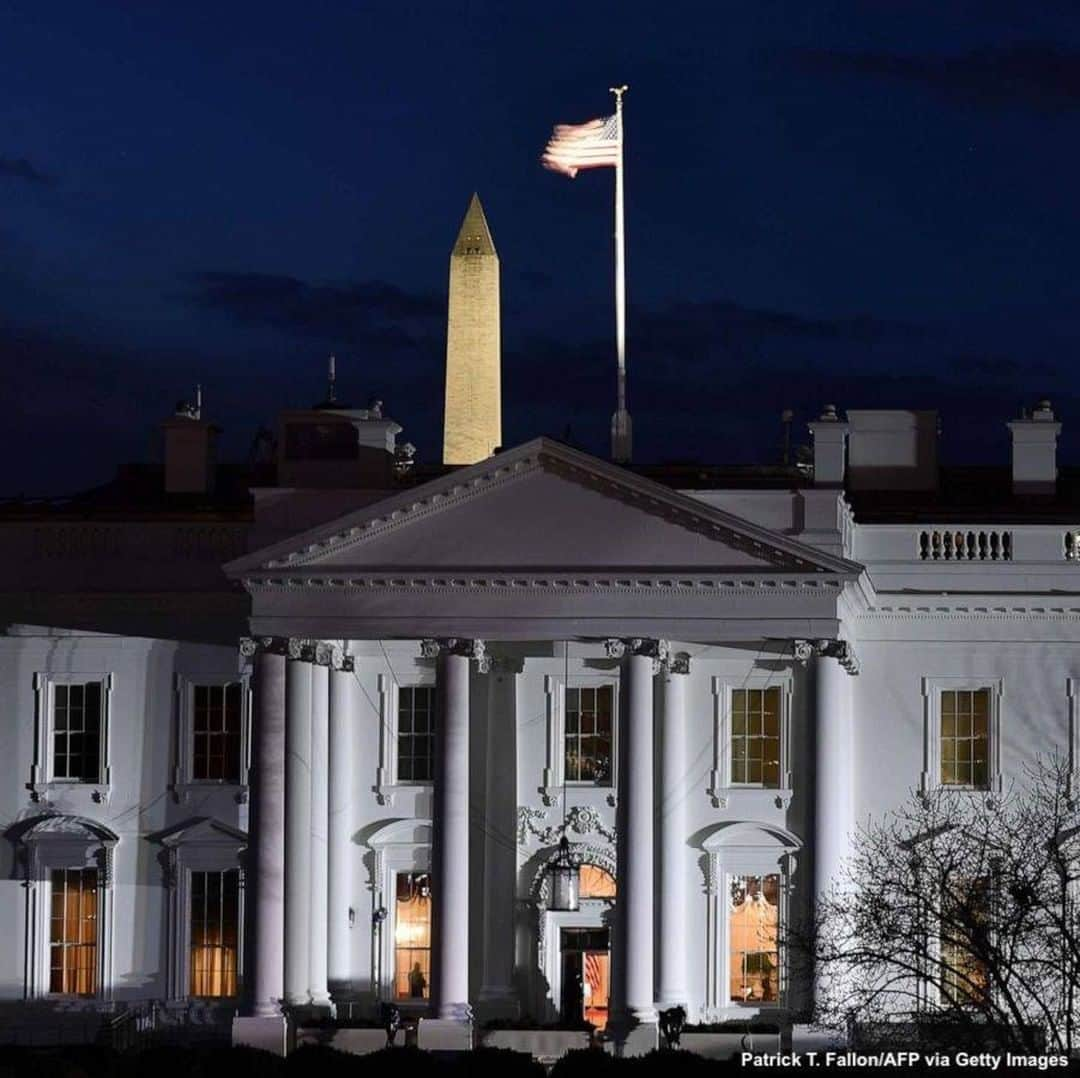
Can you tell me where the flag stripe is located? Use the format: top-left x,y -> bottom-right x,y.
541,114 -> 619,178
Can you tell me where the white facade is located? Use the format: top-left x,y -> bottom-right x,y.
1,411 -> 1078,1051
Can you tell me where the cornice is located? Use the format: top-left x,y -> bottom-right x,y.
239,573 -> 847,596
862,604 -> 1080,621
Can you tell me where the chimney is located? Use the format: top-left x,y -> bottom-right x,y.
1007,399 -> 1061,495
808,404 -> 850,486
161,394 -> 218,495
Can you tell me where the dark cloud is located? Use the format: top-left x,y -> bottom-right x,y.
0,156 -> 54,186
795,44 -> 1080,110
187,272 -> 443,345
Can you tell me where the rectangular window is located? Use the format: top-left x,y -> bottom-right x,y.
394,873 -> 431,1001
941,877 -> 991,1006
397,687 -> 434,782
190,870 -> 240,998
729,873 -> 780,1005
52,682 -> 102,782
940,689 -> 990,788
192,684 -> 243,782
564,685 -> 613,783
49,868 -> 97,995
731,687 -> 781,787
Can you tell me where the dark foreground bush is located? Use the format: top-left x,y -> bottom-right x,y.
550,1047 -> 615,1078
447,1046 -> 543,1078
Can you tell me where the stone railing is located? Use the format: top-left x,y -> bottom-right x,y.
917,529 -> 1012,562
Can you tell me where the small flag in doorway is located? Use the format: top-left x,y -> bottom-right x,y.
541,115 -> 620,178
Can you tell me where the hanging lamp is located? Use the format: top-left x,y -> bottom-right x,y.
549,834 -> 579,912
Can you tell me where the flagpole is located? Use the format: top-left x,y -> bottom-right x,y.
610,84 -> 632,464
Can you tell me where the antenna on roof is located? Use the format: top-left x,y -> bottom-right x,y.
327,354 -> 337,404
195,383 -> 203,421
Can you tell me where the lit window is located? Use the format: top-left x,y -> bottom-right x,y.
940,690 -> 990,788
397,687 -> 435,782
192,685 -> 243,782
729,874 -> 779,1004
564,686 -> 613,783
394,873 -> 431,1000
941,877 -> 991,1006
731,688 -> 781,787
190,870 -> 239,998
49,868 -> 97,996
579,864 -> 616,899
52,682 -> 103,783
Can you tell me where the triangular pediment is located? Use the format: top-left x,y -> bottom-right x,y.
150,817 -> 247,849
228,439 -> 860,580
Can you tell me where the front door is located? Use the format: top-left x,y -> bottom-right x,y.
559,927 -> 610,1029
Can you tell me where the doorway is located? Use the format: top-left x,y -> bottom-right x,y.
559,927 -> 610,1029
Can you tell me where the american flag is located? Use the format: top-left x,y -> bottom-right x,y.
541,115 -> 620,178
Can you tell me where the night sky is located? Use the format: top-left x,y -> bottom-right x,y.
3,2 -> 1080,495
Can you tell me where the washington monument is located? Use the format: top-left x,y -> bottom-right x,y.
443,193 -> 501,465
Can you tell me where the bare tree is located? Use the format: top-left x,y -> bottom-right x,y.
802,755 -> 1080,1054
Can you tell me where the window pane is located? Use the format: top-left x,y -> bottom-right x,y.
729,874 -> 780,1005
394,873 -> 432,1000
190,870 -> 239,997
730,688 -> 781,788
49,868 -> 97,996
565,685 -> 613,785
398,686 -> 434,783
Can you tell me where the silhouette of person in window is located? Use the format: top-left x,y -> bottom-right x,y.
408,963 -> 427,998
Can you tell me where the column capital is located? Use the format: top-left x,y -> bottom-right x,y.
792,638 -> 859,676
664,651 -> 691,676
420,638 -> 492,672
313,640 -> 354,671
604,637 -> 667,662
239,635 -> 291,658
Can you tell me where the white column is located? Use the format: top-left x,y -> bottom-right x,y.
249,646 -> 286,1018
433,645 -> 472,1020
328,657 -> 358,1002
613,641 -> 657,1025
308,660 -> 331,1007
814,651 -> 854,902
479,656 -> 518,1014
657,655 -> 689,1009
284,652 -> 312,1005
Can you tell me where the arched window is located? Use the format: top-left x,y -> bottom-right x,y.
579,864 -> 616,899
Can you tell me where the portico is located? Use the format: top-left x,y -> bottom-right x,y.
226,438 -> 865,1053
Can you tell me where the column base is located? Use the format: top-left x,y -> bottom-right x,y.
232,1015 -> 290,1056
418,1017 -> 473,1051
608,1020 -> 658,1057
476,986 -> 518,1021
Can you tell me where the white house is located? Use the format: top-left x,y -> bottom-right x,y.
0,381 -> 1075,1055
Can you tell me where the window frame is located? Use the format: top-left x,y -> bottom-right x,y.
375,675 -> 437,806
562,683 -> 616,788
708,675 -> 793,808
16,815 -> 117,1002
365,818 -> 432,1012
920,677 -> 1003,796
172,674 -> 252,803
700,823 -> 801,1022
540,675 -> 619,804
391,870 -> 433,1003
156,817 -> 246,1003
30,673 -> 113,804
